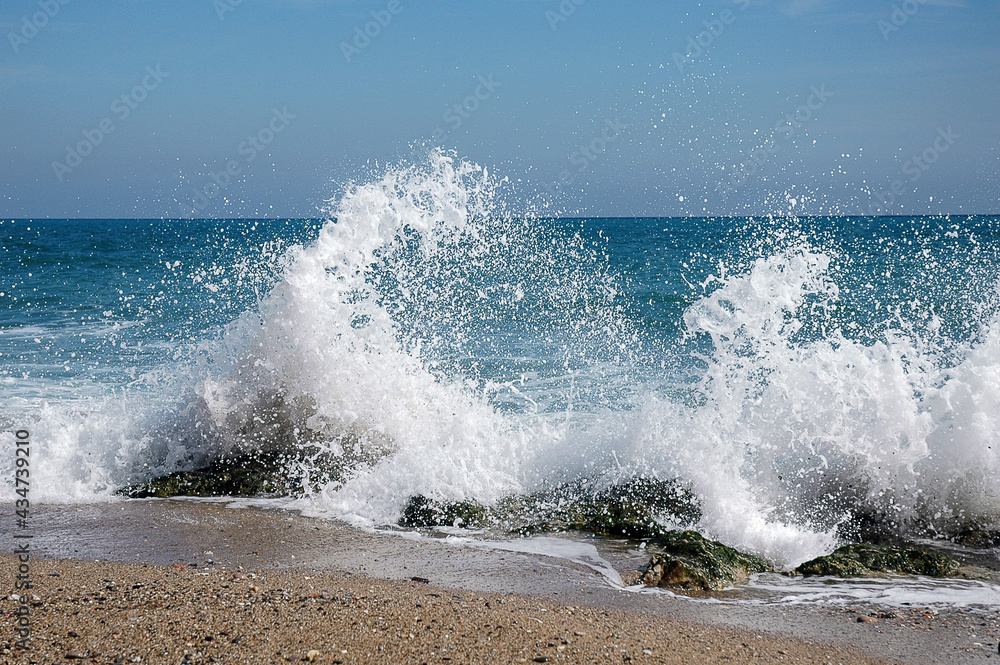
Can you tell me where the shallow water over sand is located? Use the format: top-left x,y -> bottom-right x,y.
11,499 -> 1000,664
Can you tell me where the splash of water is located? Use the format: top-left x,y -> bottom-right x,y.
5,153 -> 999,572
631,245 -> 1000,565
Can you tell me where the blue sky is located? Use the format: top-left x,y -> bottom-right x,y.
1,0 -> 997,218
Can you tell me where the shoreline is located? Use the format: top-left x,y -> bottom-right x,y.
2,500 -> 998,663
4,556 -> 891,665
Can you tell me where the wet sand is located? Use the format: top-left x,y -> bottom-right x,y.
3,500 -> 999,664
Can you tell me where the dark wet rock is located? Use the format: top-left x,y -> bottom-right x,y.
497,477 -> 701,538
835,501 -> 1000,550
950,528 -> 1000,549
397,477 -> 701,538
794,543 -> 960,578
122,388 -> 395,499
581,478 -> 701,539
118,450 -> 342,498
834,506 -> 900,545
119,454 -> 287,498
638,530 -> 770,591
399,495 -> 491,529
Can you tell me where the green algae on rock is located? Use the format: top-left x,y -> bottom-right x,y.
395,490 -> 764,593
494,477 -> 700,538
582,478 -> 701,539
397,477 -> 701,537
399,495 -> 491,529
118,450 -> 341,498
639,530 -> 771,591
119,453 -> 291,498
794,543 -> 960,578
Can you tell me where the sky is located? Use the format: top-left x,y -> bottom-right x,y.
1,0 -> 998,218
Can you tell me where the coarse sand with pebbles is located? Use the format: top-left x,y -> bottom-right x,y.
1,556 -> 894,665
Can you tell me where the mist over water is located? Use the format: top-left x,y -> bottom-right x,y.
3,153 -> 999,569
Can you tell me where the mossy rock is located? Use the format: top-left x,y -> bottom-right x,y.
795,543 -> 960,578
583,478 -> 700,539
118,451 -> 340,499
497,477 -> 701,538
399,495 -> 491,529
396,493 -> 764,592
640,530 -> 770,591
397,477 -> 701,538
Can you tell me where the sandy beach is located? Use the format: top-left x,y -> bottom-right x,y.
3,501 -> 999,664
3,554 -> 898,665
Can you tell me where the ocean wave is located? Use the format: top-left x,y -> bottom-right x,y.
4,153 -> 998,570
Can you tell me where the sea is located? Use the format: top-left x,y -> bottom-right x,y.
3,153 -> 1000,608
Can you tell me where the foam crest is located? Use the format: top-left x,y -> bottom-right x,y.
641,246 -> 1000,566
188,153 -> 534,522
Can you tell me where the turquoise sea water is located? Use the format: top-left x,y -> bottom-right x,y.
5,215 -> 996,401
2,156 -> 999,575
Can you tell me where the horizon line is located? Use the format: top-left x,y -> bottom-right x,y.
4,213 -> 999,222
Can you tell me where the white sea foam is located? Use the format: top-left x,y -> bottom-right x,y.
741,573 -> 1000,609
4,153 -> 999,574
